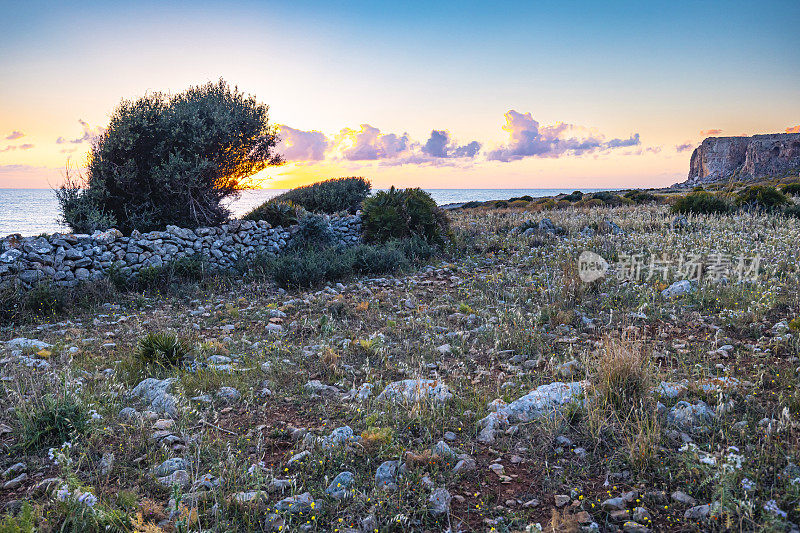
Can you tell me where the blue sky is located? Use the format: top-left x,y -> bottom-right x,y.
1,0 -> 799,188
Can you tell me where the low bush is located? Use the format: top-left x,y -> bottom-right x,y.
780,182 -> 800,196
242,200 -> 300,226
16,393 -> 89,451
111,257 -> 208,292
134,332 -> 191,368
270,177 -> 370,214
735,185 -> 790,210
0,502 -> 34,532
265,237 -> 437,288
362,187 -> 449,244
349,244 -> 408,275
290,213 -> 334,249
671,191 -> 731,214
624,190 -> 659,203
0,280 -> 114,325
784,204 -> 800,218
589,191 -> 624,206
562,190 -> 584,202
55,176 -> 117,234
268,247 -> 354,288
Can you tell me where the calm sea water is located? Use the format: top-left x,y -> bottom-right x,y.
0,188 -> 609,237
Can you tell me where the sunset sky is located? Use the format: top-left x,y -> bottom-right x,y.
1,0 -> 799,190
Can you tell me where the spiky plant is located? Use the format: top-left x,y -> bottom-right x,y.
134,332 -> 190,368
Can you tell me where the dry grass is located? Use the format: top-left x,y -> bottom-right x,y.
590,337 -> 655,414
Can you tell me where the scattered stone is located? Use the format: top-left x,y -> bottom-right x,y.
4,338 -> 52,350
131,378 -> 179,417
668,401 -> 715,433
478,381 -> 585,443
375,460 -> 401,490
2,463 -> 25,479
304,380 -> 340,397
623,521 -> 650,533
215,386 -> 240,402
554,495 -> 570,507
376,379 -> 453,405
275,492 -> 315,513
428,488 -> 451,515
602,497 -> 626,511
684,504 -> 710,521
661,280 -> 695,299
671,491 -> 697,506
3,474 -> 27,490
326,471 -> 354,499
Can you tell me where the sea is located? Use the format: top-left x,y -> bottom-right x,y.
0,188 -> 610,237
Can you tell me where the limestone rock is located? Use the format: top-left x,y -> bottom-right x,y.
686,133 -> 800,184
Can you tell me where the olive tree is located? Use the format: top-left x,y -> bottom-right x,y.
58,79 -> 282,233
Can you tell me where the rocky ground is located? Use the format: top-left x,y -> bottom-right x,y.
1,205 -> 799,532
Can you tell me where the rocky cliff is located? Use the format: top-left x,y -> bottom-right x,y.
686,133 -> 800,184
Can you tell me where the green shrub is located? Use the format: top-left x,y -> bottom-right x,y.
17,394 -> 89,451
114,257 -> 208,292
55,176 -> 117,234
590,191 -> 624,206
671,191 -> 731,214
508,195 -> 533,202
134,332 -> 191,368
493,200 -> 509,208
290,214 -> 334,249
242,200 -> 300,226
349,245 -> 408,275
59,79 -> 282,233
563,190 -> 584,202
461,200 -> 483,209
264,238 -> 436,288
735,185 -> 789,210
270,177 -> 370,214
624,190 -> 658,203
269,247 -> 353,288
362,187 -> 449,244
581,198 -> 604,208
780,182 -> 800,196
0,502 -> 35,533
393,234 -> 438,261
784,204 -> 800,218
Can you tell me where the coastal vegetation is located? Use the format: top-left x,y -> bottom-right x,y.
1,193 -> 800,531
56,80 -> 282,234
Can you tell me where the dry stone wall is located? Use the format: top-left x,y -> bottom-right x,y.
0,215 -> 362,288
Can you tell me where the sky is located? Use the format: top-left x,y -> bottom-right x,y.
1,0 -> 799,190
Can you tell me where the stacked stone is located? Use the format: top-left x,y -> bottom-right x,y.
0,215 -> 363,289
329,214 -> 362,247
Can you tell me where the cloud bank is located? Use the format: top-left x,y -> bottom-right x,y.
5,131 -> 24,140
787,125 -> 800,134
277,110 -> 640,167
700,129 -> 723,136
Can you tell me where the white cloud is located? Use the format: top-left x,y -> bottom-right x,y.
275,111 -> 642,167
487,110 -> 640,162
276,125 -> 328,161
56,119 -> 105,145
